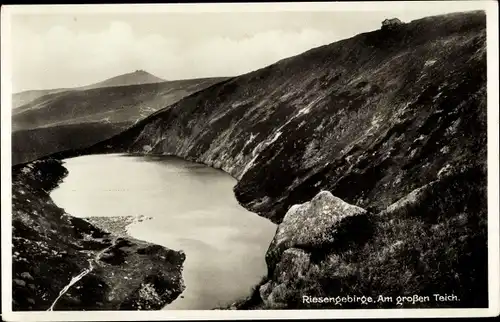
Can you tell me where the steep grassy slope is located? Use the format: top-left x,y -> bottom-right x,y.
48,11 -> 488,308
12,159 -> 186,310
81,11 -> 486,219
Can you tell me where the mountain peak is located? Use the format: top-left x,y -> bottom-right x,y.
82,70 -> 166,90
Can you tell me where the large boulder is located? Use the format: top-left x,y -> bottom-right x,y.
260,191 -> 371,308
265,190 -> 370,274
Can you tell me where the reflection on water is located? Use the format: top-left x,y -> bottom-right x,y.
50,153 -> 277,310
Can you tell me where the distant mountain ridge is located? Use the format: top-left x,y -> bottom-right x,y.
12,72 -> 228,165
13,88 -> 70,110
12,70 -> 166,109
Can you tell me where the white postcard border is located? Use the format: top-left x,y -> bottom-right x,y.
1,1 -> 498,321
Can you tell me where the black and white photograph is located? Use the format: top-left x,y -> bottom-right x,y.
1,1 -> 499,320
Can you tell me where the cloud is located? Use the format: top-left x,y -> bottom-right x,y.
11,20 -> 339,92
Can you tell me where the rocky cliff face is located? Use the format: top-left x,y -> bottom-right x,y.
12,159 -> 186,310
51,11 -> 487,308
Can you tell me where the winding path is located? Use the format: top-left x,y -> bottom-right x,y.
47,239 -> 117,311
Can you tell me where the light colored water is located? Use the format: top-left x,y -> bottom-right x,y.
50,153 -> 277,310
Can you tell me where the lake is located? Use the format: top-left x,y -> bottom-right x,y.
50,153 -> 277,310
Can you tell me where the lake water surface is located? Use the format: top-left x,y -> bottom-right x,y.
50,153 -> 277,310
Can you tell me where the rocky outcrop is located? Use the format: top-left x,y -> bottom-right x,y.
12,159 -> 185,310
265,191 -> 370,270
260,192 -> 371,309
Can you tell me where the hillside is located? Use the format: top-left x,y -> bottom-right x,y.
12,70 -> 165,109
61,10 -> 488,308
13,77 -> 226,130
11,76 -> 228,165
12,88 -> 70,109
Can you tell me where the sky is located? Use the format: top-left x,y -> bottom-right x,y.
8,4 -> 483,93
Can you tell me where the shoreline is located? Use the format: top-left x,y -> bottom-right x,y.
11,159 -> 186,310
51,154 -> 276,310
84,215 -> 153,238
